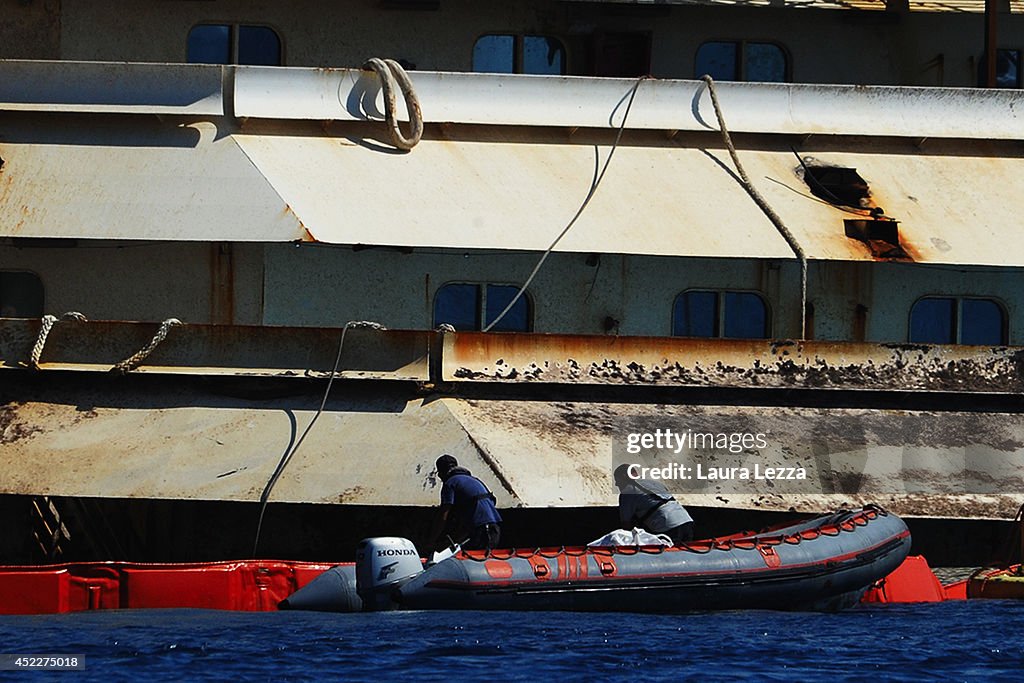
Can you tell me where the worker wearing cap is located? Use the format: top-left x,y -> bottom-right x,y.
429,454 -> 503,552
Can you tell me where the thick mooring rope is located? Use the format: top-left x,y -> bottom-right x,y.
362,58 -> 423,151
702,75 -> 808,339
29,311 -> 87,369
252,320 -> 387,557
109,318 -> 182,375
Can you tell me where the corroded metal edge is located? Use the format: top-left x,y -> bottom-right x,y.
443,332 -> 1024,393
4,320 -> 1023,393
0,319 -> 431,381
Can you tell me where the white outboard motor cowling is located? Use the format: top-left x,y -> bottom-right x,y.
355,537 -> 423,610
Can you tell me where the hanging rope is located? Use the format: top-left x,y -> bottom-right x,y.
701,75 -> 808,340
253,320 -> 387,557
362,58 -> 423,151
109,318 -> 182,375
484,75 -> 649,332
28,311 -> 87,370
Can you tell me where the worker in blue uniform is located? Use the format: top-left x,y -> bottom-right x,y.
429,454 -> 503,552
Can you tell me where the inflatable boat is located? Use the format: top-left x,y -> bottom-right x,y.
281,505 -> 910,613
967,564 -> 1024,599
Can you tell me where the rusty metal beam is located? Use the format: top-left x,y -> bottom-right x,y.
442,332 -> 1024,393
0,319 -> 431,381
5,320 -> 1024,394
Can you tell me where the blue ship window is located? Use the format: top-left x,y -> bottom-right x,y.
0,271 -> 44,318
473,35 -> 515,74
673,290 -> 769,339
696,41 -> 787,82
473,34 -> 565,75
238,26 -> 283,66
523,36 -> 565,75
695,42 -> 736,82
674,291 -> 718,338
909,298 -> 955,343
909,297 -> 1006,345
187,25 -> 231,65
435,283 -> 531,332
188,24 -> 282,66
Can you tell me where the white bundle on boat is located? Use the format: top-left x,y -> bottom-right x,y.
587,528 -> 673,547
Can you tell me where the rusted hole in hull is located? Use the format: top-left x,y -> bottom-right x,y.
801,165 -> 870,208
796,158 -> 910,260
845,218 -> 908,259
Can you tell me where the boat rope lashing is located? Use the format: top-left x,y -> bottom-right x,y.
361,58 -> 423,151
678,541 -> 713,555
29,311 -> 87,369
109,318 -> 182,375
862,503 -> 885,518
252,320 -> 387,557
701,75 -> 808,340
639,544 -> 668,554
483,74 -> 649,332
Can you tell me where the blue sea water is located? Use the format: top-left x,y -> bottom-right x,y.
0,601 -> 1021,682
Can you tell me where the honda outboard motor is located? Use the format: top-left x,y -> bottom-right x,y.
355,537 -> 423,610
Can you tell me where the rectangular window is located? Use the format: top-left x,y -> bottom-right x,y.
723,292 -> 768,339
473,35 -> 566,75
238,26 -> 283,66
910,297 -> 1006,345
696,41 -> 787,82
484,285 -> 529,332
694,42 -> 737,82
909,298 -> 956,344
434,283 -> 531,332
673,290 -> 769,339
434,283 -> 480,331
188,24 -> 282,66
473,35 -> 515,74
745,43 -> 787,83
673,291 -> 718,338
187,25 -> 231,65
960,299 -> 1005,345
522,36 -> 565,76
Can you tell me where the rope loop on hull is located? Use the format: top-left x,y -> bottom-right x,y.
28,311 -> 87,370
109,318 -> 182,375
362,58 -> 423,151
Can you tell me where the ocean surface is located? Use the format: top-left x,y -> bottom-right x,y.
0,601 -> 1021,681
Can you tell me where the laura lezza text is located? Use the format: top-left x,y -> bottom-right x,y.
627,463 -> 807,481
